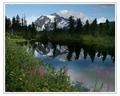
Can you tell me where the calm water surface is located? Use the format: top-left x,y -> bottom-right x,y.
33,42 -> 115,92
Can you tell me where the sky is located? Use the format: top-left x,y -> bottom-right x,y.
5,4 -> 115,24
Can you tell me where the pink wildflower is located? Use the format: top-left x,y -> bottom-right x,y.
38,65 -> 46,78
104,68 -> 110,75
31,65 -> 46,79
106,82 -> 112,91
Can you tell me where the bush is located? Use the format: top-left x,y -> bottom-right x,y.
5,38 -> 41,91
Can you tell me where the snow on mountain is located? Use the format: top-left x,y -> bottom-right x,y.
45,19 -> 49,24
57,10 -> 89,24
97,17 -> 107,24
47,15 -> 55,22
57,19 -> 68,28
34,12 -> 69,31
34,10 -> 107,31
26,16 -> 38,25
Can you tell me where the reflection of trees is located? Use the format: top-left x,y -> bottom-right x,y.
67,46 -> 74,61
82,45 -> 88,59
102,50 -> 107,61
84,49 -> 87,59
74,47 -> 81,60
82,44 -> 115,63
52,43 -> 56,57
88,46 -> 96,62
67,45 -> 81,60
59,43 -> 114,62
108,47 -> 115,63
31,41 -> 115,63
97,52 -> 101,57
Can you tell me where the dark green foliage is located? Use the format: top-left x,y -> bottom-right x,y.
53,18 -> 57,32
109,22 -> 115,36
5,15 -> 37,39
12,17 -> 16,31
68,16 -> 75,33
99,23 -> 103,34
106,19 -> 109,33
83,20 -> 89,34
90,18 -> 97,36
76,18 -> 82,33
21,17 -> 24,26
5,16 -> 11,31
5,15 -> 115,39
6,38 -> 40,91
15,14 -> 21,30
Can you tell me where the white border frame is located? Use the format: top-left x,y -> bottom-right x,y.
3,2 -> 117,95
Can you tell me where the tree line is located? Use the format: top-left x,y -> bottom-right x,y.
5,14 -> 36,39
53,16 -> 115,36
5,14 -> 115,39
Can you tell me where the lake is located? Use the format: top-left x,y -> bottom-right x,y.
31,41 -> 115,92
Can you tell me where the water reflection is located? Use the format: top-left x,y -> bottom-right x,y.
33,47 -> 115,91
17,41 -> 115,91
17,40 -> 115,64
31,41 -> 115,63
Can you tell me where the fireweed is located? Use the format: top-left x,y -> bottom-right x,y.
93,66 -> 112,92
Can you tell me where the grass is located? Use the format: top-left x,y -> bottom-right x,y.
6,38 -> 41,91
80,35 -> 114,48
37,32 -> 114,49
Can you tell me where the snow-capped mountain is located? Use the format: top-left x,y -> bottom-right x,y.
34,12 -> 69,31
34,10 -> 107,31
57,10 -> 89,23
97,17 -> 107,24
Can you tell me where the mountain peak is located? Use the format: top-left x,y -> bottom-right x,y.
57,10 -> 88,23
34,10 -> 108,31
50,13 -> 59,16
97,17 -> 107,24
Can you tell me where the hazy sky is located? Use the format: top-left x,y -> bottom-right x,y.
5,4 -> 115,24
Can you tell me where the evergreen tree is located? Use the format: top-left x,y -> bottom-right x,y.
99,23 -> 103,34
31,22 -> 36,32
21,17 -> 24,27
21,15 -> 27,31
5,16 -> 11,31
105,19 -> 110,34
90,18 -> 97,36
76,18 -> 82,33
109,22 -> 115,36
84,20 -> 89,34
53,18 -> 57,32
12,17 -> 16,31
68,16 -> 74,33
27,24 -> 32,39
16,14 -> 20,30
23,15 -> 27,26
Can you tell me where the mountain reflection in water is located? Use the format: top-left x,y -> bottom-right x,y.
32,42 -> 115,92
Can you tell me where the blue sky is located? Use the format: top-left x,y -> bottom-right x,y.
5,4 -> 115,24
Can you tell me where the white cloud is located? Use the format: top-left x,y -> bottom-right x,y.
57,10 -> 89,24
97,17 -> 107,24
